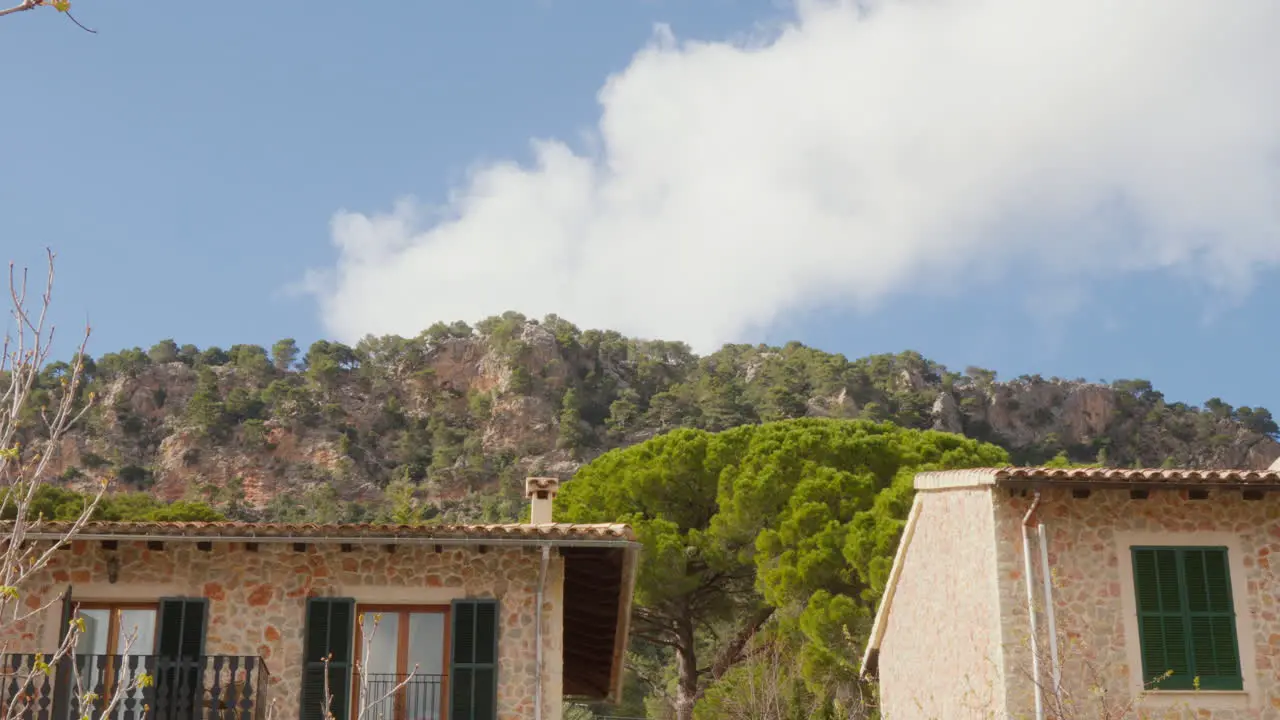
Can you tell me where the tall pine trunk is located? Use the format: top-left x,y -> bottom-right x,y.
673,617 -> 699,720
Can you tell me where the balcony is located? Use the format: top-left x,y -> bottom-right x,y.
0,653 -> 271,720
358,674 -> 446,720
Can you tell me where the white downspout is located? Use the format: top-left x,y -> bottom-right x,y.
1021,492 -> 1045,720
535,544 -> 551,720
1038,523 -> 1062,699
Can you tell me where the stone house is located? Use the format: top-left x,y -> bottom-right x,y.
0,477 -> 639,720
860,465 -> 1280,719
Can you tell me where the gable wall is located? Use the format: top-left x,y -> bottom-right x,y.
878,487 -> 1007,719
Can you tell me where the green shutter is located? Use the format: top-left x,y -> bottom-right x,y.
1131,547 -> 1242,691
1182,549 -> 1242,689
301,598 -> 355,720
449,599 -> 499,720
156,598 -> 209,716
157,598 -> 208,659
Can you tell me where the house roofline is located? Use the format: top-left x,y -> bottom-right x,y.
23,530 -> 639,550
916,466 -> 1280,491
7,519 -> 637,548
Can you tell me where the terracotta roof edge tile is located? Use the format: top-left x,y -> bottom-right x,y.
0,520 -> 637,543
915,466 -> 1280,490
991,466 -> 1280,486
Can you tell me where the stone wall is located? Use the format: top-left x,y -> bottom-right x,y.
3,539 -> 564,720
995,488 -> 1280,719
878,488 -> 1007,719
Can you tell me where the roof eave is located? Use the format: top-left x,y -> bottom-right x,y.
21,529 -> 640,549
607,543 -> 642,703
997,479 -> 1280,492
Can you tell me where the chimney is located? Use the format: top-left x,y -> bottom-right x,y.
525,477 -> 560,525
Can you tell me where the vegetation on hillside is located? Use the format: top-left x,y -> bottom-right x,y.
16,312 -> 1276,522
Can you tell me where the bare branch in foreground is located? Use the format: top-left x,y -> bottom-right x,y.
0,0 -> 95,32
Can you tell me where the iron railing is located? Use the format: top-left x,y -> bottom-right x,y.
0,653 -> 270,720
358,673 -> 445,720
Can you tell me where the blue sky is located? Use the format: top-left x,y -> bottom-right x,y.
2,1 -> 1278,416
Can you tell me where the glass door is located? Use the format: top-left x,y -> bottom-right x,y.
74,605 -> 157,718
406,613 -> 445,719
360,612 -> 399,720
355,607 -> 447,720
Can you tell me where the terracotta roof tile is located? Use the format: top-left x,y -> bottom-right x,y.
994,466 -> 1280,485
8,520 -> 636,544
915,466 -> 1280,491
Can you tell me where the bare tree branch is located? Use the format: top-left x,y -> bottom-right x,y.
0,0 -> 95,33
0,250 -> 142,720
0,1 -> 39,19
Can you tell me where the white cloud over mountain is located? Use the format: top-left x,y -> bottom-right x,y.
308,0 -> 1280,352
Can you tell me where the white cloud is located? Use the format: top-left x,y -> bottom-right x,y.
307,0 -> 1280,353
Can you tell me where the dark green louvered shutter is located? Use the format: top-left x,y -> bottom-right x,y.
157,598 -> 208,659
1181,548 -> 1242,689
301,598 -> 355,720
449,600 -> 499,720
1132,547 -> 1241,691
156,598 -> 208,716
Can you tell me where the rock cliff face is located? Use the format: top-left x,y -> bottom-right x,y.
41,314 -> 1280,521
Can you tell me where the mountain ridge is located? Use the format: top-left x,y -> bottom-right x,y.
31,311 -> 1279,522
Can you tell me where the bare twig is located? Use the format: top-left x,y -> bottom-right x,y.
0,0 -> 95,33
0,250 -> 134,720
62,9 -> 91,32
0,0 -> 38,19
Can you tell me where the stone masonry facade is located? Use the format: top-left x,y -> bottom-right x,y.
993,488 -> 1280,719
3,539 -> 565,720
878,488 -> 1007,720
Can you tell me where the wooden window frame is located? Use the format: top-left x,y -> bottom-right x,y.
1131,546 -> 1243,691
352,604 -> 452,719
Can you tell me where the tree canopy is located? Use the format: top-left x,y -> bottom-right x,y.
0,485 -> 224,523
557,417 -> 1008,717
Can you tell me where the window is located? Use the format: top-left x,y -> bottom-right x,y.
75,603 -> 158,657
75,602 -> 158,718
355,606 -> 449,720
1131,546 -> 1242,690
302,598 -> 499,720
302,594 -> 496,717
72,599 -> 207,717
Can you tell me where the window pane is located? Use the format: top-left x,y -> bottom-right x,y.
362,612 -> 399,675
117,609 -> 157,656
360,612 -> 399,720
408,614 -> 445,720
76,609 -> 111,655
407,613 -> 445,676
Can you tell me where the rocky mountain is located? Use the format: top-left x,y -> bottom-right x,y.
31,311 -> 1280,522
